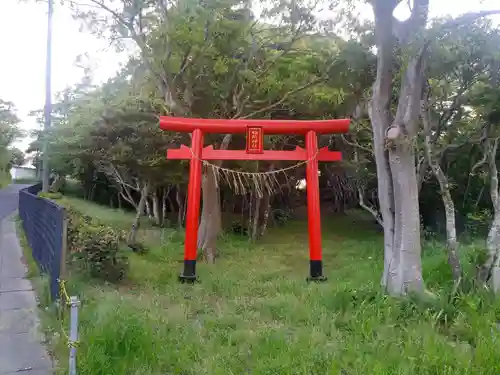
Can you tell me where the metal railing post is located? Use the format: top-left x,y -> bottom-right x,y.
69,296 -> 80,375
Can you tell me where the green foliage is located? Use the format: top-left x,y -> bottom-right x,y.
230,219 -> 248,236
0,99 -> 22,173
271,208 -> 293,226
38,191 -> 63,200
0,170 -> 11,188
464,209 -> 492,240
66,208 -> 128,283
8,147 -> 25,167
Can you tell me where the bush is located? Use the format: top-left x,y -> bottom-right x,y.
38,191 -> 63,200
231,220 -> 248,236
464,209 -> 492,240
66,209 -> 128,283
61,179 -> 85,198
272,208 -> 293,226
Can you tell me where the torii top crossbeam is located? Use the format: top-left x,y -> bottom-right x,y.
160,116 -> 350,135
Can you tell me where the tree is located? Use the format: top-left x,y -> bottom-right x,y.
468,67 -> 500,290
9,148 -> 25,167
368,0 -> 431,295
0,99 -> 22,173
368,0 -> 500,295
67,0 -> 347,261
419,19 -> 500,282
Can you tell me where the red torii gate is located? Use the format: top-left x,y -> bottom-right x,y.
160,116 -> 350,282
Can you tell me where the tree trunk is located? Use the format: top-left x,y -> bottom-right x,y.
422,110 -> 461,281
152,191 -> 161,226
145,197 -> 153,220
388,144 -> 424,294
481,138 -> 500,291
370,0 -> 429,295
162,187 -> 168,226
197,135 -> 232,262
259,190 -> 272,237
369,2 -> 397,291
176,184 -> 184,228
127,183 -> 149,245
49,174 -> 66,193
256,163 -> 274,237
197,169 -> 221,263
89,183 -> 96,201
251,193 -> 262,241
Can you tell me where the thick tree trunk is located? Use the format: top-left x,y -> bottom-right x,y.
370,0 -> 428,295
197,135 -> 232,262
369,3 -> 396,290
251,193 -> 262,241
197,169 -> 221,263
49,174 -> 66,192
388,145 -> 424,294
127,183 -> 149,245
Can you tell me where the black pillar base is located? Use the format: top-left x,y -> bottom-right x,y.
179,260 -> 198,283
306,260 -> 327,282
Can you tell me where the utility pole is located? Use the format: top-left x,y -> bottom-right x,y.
42,0 -> 53,192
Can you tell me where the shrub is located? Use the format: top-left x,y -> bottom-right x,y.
231,220 -> 248,236
66,209 -> 128,283
272,208 -> 292,226
464,209 -> 492,240
38,191 -> 63,200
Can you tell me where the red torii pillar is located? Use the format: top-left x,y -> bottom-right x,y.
160,117 -> 350,282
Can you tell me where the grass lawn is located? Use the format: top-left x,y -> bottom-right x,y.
57,196 -> 141,230
28,197 -> 500,375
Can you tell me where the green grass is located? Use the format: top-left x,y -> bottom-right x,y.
11,178 -> 40,184
23,197 -> 500,375
58,196 -> 139,230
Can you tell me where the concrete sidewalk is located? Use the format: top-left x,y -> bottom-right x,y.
0,217 -> 53,374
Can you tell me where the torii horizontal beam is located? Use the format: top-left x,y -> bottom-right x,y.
160,116 -> 350,135
167,145 -> 342,161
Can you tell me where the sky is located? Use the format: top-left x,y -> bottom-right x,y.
0,0 -> 499,154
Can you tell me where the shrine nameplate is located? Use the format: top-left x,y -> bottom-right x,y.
246,126 -> 263,154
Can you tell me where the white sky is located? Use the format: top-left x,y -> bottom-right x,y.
0,0 -> 499,153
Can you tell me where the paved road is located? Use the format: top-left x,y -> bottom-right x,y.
0,184 -> 30,221
0,185 -> 53,374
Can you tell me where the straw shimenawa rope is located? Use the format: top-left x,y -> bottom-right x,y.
189,147 -> 319,198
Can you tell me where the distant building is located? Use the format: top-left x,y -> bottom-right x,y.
10,165 -> 37,181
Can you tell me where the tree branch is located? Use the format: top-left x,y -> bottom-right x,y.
358,187 -> 384,227
240,77 -> 325,119
341,134 -> 373,154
